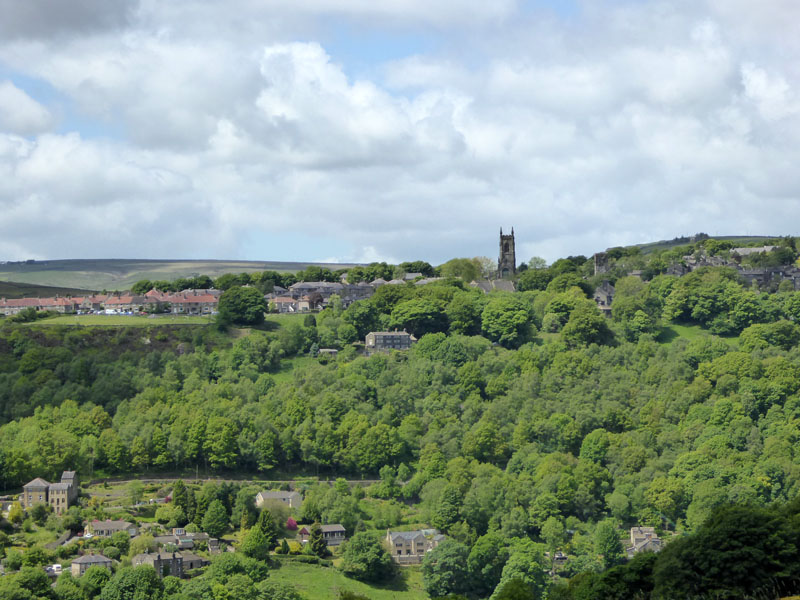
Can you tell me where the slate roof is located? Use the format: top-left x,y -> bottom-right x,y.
73,554 -> 112,564
23,478 -> 51,488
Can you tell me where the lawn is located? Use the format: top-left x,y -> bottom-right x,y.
21,314 -> 213,326
271,356 -> 318,384
268,560 -> 429,600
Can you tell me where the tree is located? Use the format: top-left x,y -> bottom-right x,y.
202,499 -> 229,538
8,502 -> 24,525
561,301 -> 613,348
389,298 -> 448,338
98,565 -> 164,600
309,523 -> 329,558
494,540 -> 549,600
493,579 -> 537,600
256,508 -> 279,549
339,532 -> 396,583
593,520 -> 624,570
128,480 -> 144,506
468,532 -> 509,597
422,539 -> 472,598
218,286 -> 267,326
653,504 -> 800,599
481,294 -> 535,348
240,526 -> 270,561
130,280 -> 153,295
440,258 -> 480,282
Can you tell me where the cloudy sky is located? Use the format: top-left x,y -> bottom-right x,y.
1,0 -> 799,265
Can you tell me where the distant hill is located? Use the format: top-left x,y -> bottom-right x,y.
630,235 -> 778,255
0,280 -> 94,299
0,259 -> 358,292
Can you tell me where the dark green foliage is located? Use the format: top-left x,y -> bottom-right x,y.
217,286 -> 267,326
421,539 -> 472,598
652,504 -> 800,599
339,532 -> 395,583
255,507 -> 279,549
308,522 -> 329,558
201,499 -> 228,538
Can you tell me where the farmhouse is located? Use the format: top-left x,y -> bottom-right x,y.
71,554 -> 112,577
19,471 -> 79,516
365,331 -> 415,355
385,529 -> 445,564
298,524 -> 347,547
132,552 -> 183,578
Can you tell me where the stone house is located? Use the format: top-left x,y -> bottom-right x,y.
255,490 -> 303,510
19,471 -> 79,515
181,553 -> 210,573
385,529 -> 445,565
298,524 -> 347,547
626,526 -> 663,557
71,554 -> 112,577
89,519 -> 139,537
593,281 -> 615,315
132,552 -> 183,578
365,331 -> 415,356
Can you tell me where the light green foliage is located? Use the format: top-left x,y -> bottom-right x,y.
98,565 -> 164,600
481,294 -> 536,348
439,257 -> 480,281
240,526 -> 270,561
389,298 -> 448,338
593,520 -> 624,570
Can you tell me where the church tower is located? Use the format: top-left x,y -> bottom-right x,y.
498,228 -> 516,278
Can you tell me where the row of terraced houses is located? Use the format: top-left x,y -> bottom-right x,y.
0,289 -> 222,316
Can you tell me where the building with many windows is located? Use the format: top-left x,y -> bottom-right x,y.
19,471 -> 79,515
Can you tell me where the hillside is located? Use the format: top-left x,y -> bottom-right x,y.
0,258 -> 359,291
632,234 -> 777,254
0,280 -> 95,299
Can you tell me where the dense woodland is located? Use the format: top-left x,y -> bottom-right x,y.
4,238 -> 800,598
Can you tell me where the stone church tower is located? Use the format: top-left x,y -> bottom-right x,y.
498,228 -> 516,278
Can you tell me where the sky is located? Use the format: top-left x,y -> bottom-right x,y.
0,0 -> 799,266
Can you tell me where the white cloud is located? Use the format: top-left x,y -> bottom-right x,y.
0,0 -> 799,264
0,81 -> 53,135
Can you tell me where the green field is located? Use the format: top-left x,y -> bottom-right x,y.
268,561 -> 428,600
0,258 -> 358,291
21,314 -> 214,326
12,312 -> 309,329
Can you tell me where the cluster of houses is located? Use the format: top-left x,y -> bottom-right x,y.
267,273 -> 447,313
591,244 -> 800,316
0,289 -> 222,316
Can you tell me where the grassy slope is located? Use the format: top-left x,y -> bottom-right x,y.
634,235 -> 776,255
20,314 -> 214,326
268,561 -> 428,600
0,259 -> 358,291
0,280 -> 94,299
